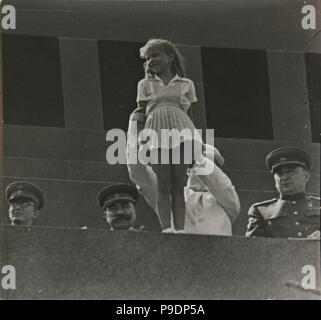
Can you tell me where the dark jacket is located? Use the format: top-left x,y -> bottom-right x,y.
246,194 -> 320,238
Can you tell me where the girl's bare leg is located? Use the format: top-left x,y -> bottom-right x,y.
152,162 -> 172,230
171,163 -> 188,230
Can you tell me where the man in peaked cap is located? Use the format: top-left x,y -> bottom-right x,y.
97,183 -> 144,231
246,147 -> 320,239
5,181 -> 45,226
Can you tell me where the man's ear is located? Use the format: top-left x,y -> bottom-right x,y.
304,169 -> 311,182
33,210 -> 39,219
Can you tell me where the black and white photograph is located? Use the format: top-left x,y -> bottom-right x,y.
0,0 -> 320,302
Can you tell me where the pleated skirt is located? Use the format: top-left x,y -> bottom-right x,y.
141,104 -> 202,150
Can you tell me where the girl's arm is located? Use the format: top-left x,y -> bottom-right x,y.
137,101 -> 147,113
184,80 -> 198,122
188,102 -> 197,122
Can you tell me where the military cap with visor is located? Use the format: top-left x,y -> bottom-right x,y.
265,147 -> 311,174
97,183 -> 139,210
5,181 -> 45,210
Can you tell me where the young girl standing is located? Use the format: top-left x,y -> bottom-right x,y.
135,39 -> 202,233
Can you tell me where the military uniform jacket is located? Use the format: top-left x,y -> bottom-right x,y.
246,194 -> 320,238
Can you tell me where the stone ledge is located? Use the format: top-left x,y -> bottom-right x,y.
4,125 -> 320,171
0,225 -> 320,300
3,157 -> 320,193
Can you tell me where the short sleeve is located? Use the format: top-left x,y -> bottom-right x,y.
136,80 -> 150,102
184,80 -> 198,104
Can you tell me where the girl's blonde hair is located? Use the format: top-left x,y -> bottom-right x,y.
139,39 -> 186,78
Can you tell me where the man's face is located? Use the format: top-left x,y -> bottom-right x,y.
274,165 -> 310,195
104,200 -> 136,230
8,197 -> 37,226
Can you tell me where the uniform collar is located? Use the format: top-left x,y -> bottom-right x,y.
280,192 -> 306,201
153,73 -> 182,85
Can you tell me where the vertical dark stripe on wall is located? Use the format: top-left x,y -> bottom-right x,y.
201,47 -> 273,140
2,34 -> 65,127
98,40 -> 144,131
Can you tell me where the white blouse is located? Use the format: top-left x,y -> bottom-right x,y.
136,74 -> 198,114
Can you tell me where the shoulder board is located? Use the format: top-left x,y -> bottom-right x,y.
252,198 -> 278,208
308,195 -> 321,201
